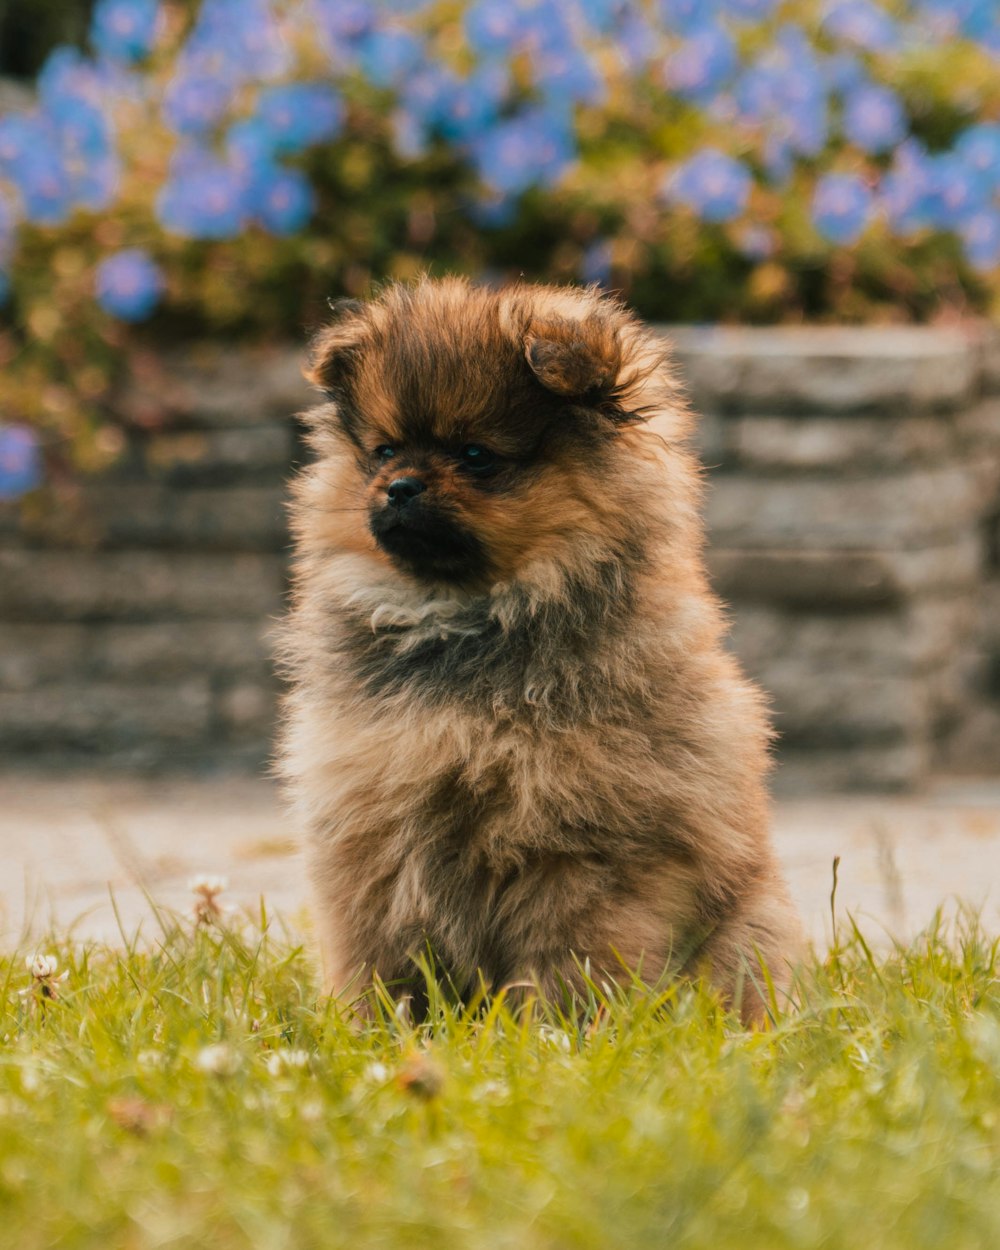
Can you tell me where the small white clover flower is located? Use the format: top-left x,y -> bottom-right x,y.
189,874 -> 230,923
194,1042 -> 240,1076
264,1049 -> 310,1077
19,953 -> 69,1002
539,1025 -> 572,1053
364,1061 -> 389,1083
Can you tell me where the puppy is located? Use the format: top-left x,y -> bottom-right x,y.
279,278 -> 803,1024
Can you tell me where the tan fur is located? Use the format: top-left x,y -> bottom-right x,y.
279,277 -> 803,1025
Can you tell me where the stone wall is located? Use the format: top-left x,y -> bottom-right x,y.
672,324 -> 1000,790
2,327 -> 998,790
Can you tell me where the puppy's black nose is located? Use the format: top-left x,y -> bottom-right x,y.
387,476 -> 426,507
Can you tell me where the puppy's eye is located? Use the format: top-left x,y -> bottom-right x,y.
373,445 -> 396,462
458,444 -> 496,474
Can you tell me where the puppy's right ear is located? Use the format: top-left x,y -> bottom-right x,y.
305,298 -> 366,395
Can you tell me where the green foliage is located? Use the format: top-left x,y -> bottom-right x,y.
3,905 -> 1000,1249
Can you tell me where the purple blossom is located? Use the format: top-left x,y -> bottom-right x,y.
616,12 -> 658,69
955,124 -> 1000,192
720,0 -> 780,17
665,148 -> 752,223
156,147 -> 247,239
812,172 -> 874,244
38,47 -> 106,110
737,30 -> 829,158
163,74 -> 233,135
823,0 -> 899,52
823,52 -> 868,92
464,1 -> 532,54
256,84 -> 344,154
534,45 -> 605,108
90,0 -> 160,63
880,141 -> 937,234
472,108 -> 575,196
960,210 -> 1000,270
182,0 -> 289,84
250,167 -> 315,234
666,27 -> 738,104
95,248 -> 164,320
356,27 -> 424,88
842,84 -> 907,154
312,0 -> 377,45
657,0 -> 720,36
0,426 -> 42,500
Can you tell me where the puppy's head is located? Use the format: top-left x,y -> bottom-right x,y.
300,279 -> 687,590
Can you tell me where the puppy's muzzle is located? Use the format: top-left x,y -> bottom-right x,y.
386,477 -> 426,509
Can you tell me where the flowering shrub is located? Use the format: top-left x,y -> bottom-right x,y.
2,0 -> 1000,491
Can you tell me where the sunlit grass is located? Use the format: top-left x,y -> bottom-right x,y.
3,897 -> 1000,1250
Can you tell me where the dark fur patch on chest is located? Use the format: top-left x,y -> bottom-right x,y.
342,558 -> 640,718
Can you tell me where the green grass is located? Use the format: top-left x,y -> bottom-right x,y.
3,899 -> 1000,1250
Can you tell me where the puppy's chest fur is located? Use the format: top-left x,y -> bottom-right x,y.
299,585 -> 707,986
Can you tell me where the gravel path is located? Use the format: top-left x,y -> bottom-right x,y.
2,773 -> 999,953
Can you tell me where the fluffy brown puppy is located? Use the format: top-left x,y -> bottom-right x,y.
279,278 -> 803,1024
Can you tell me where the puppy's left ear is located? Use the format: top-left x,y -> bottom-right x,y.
524,316 -> 642,425
305,298 -> 366,395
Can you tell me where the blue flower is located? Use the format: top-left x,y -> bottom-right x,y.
10,148 -> 72,227
665,148 -> 752,223
256,84 -> 344,153
226,116 -> 281,180
0,114 -> 53,172
657,0 -> 719,36
925,152 -> 991,229
617,12 -> 658,69
823,0 -> 899,52
842,83 -> 906,154
823,52 -> 868,92
955,124 -> 1000,192
250,166 -> 315,234
720,0 -> 780,18
95,248 -> 164,320
472,108 -> 575,196
0,425 -> 43,500
441,66 -> 510,141
960,209 -> 1000,271
576,0 -> 625,34
163,74 -> 233,136
312,0 -> 377,44
916,0 -> 994,40
156,147 -> 247,239
356,27 -> 424,88
534,45 -> 604,108
812,172 -> 874,244
464,0 -> 531,54
70,156 -> 121,212
666,26 -> 738,104
38,47 -> 104,110
183,0 -> 288,84
737,31 -> 829,158
880,141 -> 937,234
90,0 -> 160,63
47,98 -> 113,161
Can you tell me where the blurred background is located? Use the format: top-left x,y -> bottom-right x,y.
0,0 -> 998,792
